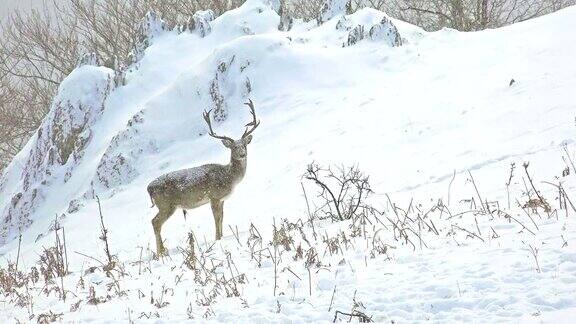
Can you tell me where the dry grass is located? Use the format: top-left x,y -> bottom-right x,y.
0,156 -> 573,321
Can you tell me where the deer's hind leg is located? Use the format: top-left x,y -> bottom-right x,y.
210,199 -> 224,240
152,203 -> 176,256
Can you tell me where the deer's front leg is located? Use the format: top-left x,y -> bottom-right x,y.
210,199 -> 224,240
218,201 -> 225,239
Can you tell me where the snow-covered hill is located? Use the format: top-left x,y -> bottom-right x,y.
0,0 -> 575,322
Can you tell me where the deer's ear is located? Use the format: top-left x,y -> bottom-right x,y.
222,139 -> 234,148
242,135 -> 252,145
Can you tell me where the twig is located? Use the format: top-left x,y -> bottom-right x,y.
457,281 -> 462,297
228,225 -> 242,247
63,227 -> 69,274
54,214 -> 66,301
490,226 -> 500,239
74,251 -> 105,266
516,199 -> 540,231
522,162 -> 549,211
451,225 -> 485,242
385,194 -> 401,222
96,195 -> 113,266
506,162 -> 516,209
15,233 -> 22,272
563,144 -> 575,177
283,267 -> 302,281
333,310 -> 373,323
328,285 -> 336,312
138,247 -> 143,275
542,181 -> 576,214
447,169 -> 456,205
468,170 -> 486,213
526,243 -> 541,273
498,210 -> 536,235
474,217 -> 482,237
308,267 -> 312,296
301,181 -> 318,240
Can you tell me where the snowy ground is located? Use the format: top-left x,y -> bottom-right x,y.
1,1 -> 576,322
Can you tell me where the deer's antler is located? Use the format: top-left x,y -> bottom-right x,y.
242,99 -> 260,139
203,109 -> 234,142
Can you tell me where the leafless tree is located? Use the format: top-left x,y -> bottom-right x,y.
351,0 -> 575,31
0,67 -> 54,170
288,0 -> 325,21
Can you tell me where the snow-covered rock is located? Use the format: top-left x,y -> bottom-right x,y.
0,66 -> 113,243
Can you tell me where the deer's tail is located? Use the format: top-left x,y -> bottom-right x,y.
147,185 -> 156,208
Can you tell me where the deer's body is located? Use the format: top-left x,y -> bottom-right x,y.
148,161 -> 246,209
148,100 -> 259,256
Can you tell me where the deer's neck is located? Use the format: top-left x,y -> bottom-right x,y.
228,156 -> 247,183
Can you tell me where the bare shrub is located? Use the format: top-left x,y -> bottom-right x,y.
181,232 -> 196,270
86,285 -> 108,305
303,163 -> 373,222
333,290 -> 373,322
37,310 -> 63,323
246,223 -> 264,267
0,262 -> 28,295
37,246 -> 67,283
272,220 -> 294,251
178,231 -> 246,305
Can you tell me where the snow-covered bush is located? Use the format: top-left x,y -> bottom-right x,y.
347,25 -> 365,46
186,10 -> 216,37
368,16 -> 402,46
343,14 -> 402,47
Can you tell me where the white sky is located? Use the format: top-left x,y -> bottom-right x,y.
0,0 -> 53,20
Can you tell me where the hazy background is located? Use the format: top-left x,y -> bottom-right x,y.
0,0 -> 47,20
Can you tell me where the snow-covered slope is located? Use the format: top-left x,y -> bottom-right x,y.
1,0 -> 575,322
0,0 -> 408,249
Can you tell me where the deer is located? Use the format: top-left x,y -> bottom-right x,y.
147,100 -> 260,255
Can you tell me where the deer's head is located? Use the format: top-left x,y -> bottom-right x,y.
203,99 -> 260,161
